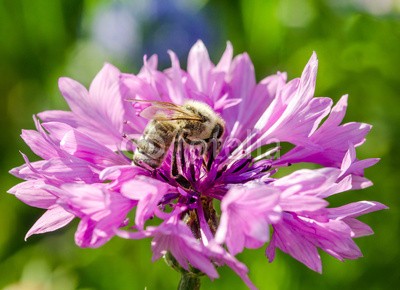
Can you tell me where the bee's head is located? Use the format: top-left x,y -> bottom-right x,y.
183,100 -> 225,140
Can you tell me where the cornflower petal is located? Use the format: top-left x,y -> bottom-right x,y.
187,40 -> 214,94
206,241 -> 257,290
120,176 -> 171,229
10,153 -> 99,184
223,53 -> 257,131
266,216 -> 322,273
327,201 -> 388,238
150,218 -> 219,279
21,128 -> 59,159
8,180 -> 57,209
215,183 -> 281,255
276,95 -> 373,168
59,183 -> 135,248
60,129 -> 129,167
25,205 -> 75,240
267,166 -> 384,272
255,53 -> 322,145
339,144 -> 380,189
39,64 -> 126,150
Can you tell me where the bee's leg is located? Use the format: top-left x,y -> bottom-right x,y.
206,125 -> 223,170
179,134 -> 186,167
171,133 -> 192,189
206,141 -> 216,171
133,159 -> 156,172
171,133 -> 183,177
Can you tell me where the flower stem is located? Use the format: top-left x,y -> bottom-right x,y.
178,272 -> 201,290
165,252 -> 203,290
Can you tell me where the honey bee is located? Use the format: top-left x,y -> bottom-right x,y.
132,100 -> 225,180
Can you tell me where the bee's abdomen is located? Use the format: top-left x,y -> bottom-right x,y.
133,121 -> 176,168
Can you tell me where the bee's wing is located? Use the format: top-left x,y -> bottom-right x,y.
131,99 -> 203,122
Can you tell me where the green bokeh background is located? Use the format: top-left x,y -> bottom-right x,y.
1,0 -> 398,289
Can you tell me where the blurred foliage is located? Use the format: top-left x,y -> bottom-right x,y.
1,0 -> 399,289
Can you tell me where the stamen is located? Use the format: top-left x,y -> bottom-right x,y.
229,130 -> 258,157
175,175 -> 192,189
157,170 -> 170,183
253,146 -> 281,162
232,158 -> 252,173
190,163 -> 196,181
134,160 -> 154,172
225,149 -> 249,168
215,165 -> 227,180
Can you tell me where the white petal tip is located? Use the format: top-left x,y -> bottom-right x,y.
311,51 -> 318,61
194,39 -> 206,47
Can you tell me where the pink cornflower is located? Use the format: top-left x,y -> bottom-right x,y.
8,41 -> 386,289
